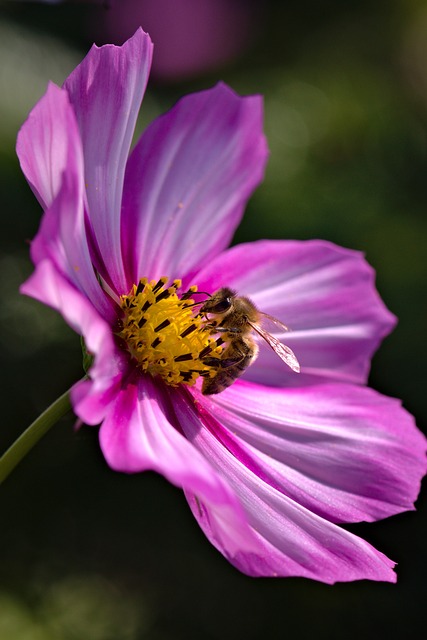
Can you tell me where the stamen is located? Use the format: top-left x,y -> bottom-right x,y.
136,279 -> 147,295
199,345 -> 212,359
174,353 -> 194,362
152,277 -> 168,294
117,277 -> 224,387
155,289 -> 172,303
180,323 -> 197,338
155,318 -> 171,332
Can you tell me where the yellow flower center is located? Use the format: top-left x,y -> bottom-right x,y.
117,277 -> 223,387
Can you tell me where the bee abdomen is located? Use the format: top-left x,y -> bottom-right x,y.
201,340 -> 255,395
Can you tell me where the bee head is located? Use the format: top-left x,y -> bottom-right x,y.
200,287 -> 236,315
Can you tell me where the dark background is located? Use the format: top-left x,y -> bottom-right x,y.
0,1 -> 426,638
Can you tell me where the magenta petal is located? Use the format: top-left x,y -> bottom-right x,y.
20,260 -> 111,353
206,381 -> 427,524
21,260 -> 121,424
121,82 -> 268,285
194,239 -> 396,385
173,388 -> 397,583
63,28 -> 153,294
99,377 -> 260,556
25,139 -> 114,322
17,78 -> 114,319
71,374 -> 123,427
17,82 -> 77,210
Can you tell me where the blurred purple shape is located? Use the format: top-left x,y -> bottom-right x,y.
97,0 -> 259,80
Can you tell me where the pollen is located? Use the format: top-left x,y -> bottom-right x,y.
117,277 -> 223,387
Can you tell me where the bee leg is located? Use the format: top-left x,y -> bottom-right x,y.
201,356 -> 244,369
218,327 -> 241,334
203,324 -> 242,335
201,356 -> 222,368
202,339 -> 249,370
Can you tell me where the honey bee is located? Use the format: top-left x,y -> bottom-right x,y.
199,287 -> 300,395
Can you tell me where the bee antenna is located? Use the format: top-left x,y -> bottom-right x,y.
181,289 -> 211,301
180,290 -> 212,308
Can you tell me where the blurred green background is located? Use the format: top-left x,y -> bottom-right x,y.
1,0 -> 426,638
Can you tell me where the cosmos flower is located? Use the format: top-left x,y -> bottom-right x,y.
18,28 -> 426,583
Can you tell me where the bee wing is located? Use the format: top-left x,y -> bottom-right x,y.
259,311 -> 290,333
249,322 -> 300,373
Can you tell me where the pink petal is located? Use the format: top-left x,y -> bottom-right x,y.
205,380 -> 427,524
99,376 -> 261,556
194,239 -> 396,385
20,260 -> 122,425
121,82 -> 268,287
16,82 -> 77,210
71,374 -> 124,428
18,88 -> 115,320
63,28 -> 153,294
173,387 -> 397,583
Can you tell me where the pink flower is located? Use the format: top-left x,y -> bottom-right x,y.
18,29 -> 426,583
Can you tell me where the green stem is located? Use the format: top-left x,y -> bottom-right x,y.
0,386 -> 74,485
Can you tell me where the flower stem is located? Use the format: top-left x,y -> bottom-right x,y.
0,387 -> 73,485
